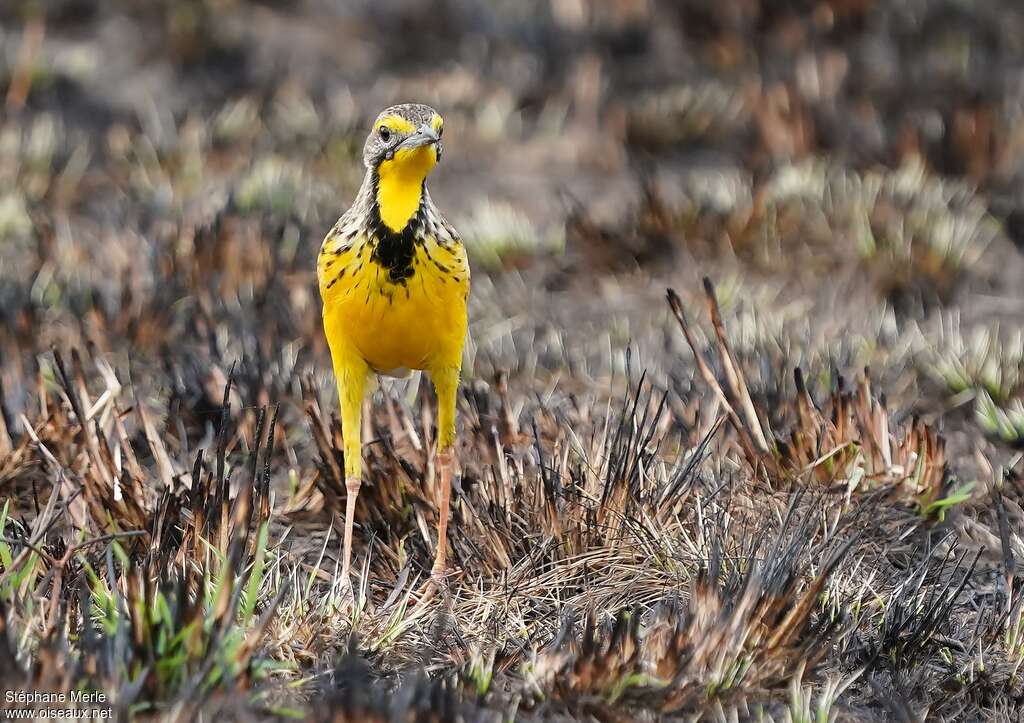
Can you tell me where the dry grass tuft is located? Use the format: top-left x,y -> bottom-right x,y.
667,281 -> 952,518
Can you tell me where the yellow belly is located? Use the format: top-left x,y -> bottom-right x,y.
320,237 -> 469,374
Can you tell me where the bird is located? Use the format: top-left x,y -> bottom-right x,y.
317,103 -> 469,597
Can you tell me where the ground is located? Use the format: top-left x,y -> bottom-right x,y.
2,1 -> 1024,721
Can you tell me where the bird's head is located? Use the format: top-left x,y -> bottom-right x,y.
363,103 -> 444,169
362,103 -> 444,233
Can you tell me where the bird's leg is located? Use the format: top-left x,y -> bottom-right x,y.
332,350 -> 368,595
431,447 -> 455,582
417,366 -> 460,601
341,475 -> 361,586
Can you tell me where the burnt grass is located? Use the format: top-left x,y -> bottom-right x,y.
3,1 -> 1024,721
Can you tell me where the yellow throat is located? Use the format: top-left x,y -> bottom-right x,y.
376,145 -> 437,232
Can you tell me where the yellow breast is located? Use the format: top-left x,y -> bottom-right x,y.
319,233 -> 469,375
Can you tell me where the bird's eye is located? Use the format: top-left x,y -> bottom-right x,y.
378,126 -> 392,142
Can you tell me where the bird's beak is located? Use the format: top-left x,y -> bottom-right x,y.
399,123 -> 441,153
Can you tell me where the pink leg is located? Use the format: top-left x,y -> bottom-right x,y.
341,476 -> 361,587
431,448 -> 454,580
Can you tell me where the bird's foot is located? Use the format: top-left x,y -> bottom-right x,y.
429,562 -> 451,592
411,564 -> 452,608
